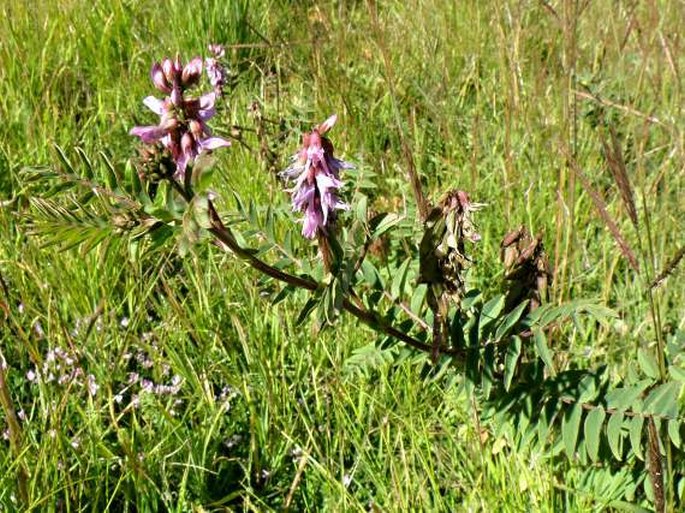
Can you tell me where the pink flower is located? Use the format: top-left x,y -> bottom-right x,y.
281,115 -> 352,239
130,55 -> 230,179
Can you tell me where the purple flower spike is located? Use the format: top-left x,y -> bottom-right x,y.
205,44 -> 227,97
130,54 -> 230,179
281,115 -> 353,239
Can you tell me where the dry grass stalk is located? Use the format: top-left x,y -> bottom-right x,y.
567,155 -> 640,272
601,127 -> 639,229
650,246 -> 685,290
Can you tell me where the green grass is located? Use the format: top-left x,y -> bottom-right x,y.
1,0 -> 683,510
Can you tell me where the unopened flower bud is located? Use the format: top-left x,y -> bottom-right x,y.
181,132 -> 195,155
182,57 -> 203,87
170,85 -> 182,108
151,62 -> 171,93
162,58 -> 175,84
189,119 -> 203,137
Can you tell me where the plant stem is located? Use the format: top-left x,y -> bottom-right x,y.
207,200 -> 463,360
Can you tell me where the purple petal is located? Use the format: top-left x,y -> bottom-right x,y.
174,152 -> 191,179
199,136 -> 231,151
143,96 -> 166,116
292,183 -> 315,211
302,207 -> 323,239
130,125 -> 166,143
199,92 -> 216,111
318,114 -> 337,134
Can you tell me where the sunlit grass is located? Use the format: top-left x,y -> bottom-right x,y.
0,0 -> 682,510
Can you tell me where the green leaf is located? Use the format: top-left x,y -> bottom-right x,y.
101,152 -> 120,190
562,402 -> 583,459
584,407 -> 606,462
504,336 -> 522,391
75,147 -> 95,179
494,300 -> 529,341
232,191 -> 247,217
191,154 -> 216,192
248,199 -> 258,226
193,195 -> 211,229
607,410 -> 625,460
264,205 -> 275,240
360,260 -> 383,289
355,194 -> 368,223
637,348 -> 660,380
577,373 -> 599,403
667,419 -> 681,449
410,283 -> 427,315
479,295 -> 505,339
370,212 -> 403,238
643,381 -> 681,418
534,329 -> 555,374
390,257 -> 412,299
605,380 -> 652,411
54,145 -> 75,173
343,342 -> 396,376
629,416 -> 644,461
669,365 -> 685,382
296,297 -> 319,326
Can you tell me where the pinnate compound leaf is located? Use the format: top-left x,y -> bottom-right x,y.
584,407 -> 606,462
343,342 -> 396,376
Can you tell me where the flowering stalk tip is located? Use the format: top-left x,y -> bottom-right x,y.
130,53 -> 230,180
281,115 -> 353,239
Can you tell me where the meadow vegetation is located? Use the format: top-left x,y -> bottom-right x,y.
0,0 -> 683,511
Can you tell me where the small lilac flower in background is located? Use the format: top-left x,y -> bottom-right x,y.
281,114 -> 353,239
205,44 -> 227,97
130,54 -> 230,179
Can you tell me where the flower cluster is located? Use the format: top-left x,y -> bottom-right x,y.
281,115 -> 352,239
130,55 -> 230,179
25,346 -> 98,397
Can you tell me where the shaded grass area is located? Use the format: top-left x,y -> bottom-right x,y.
0,0 -> 683,510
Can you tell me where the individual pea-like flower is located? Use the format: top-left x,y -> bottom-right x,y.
130,55 -> 230,179
281,114 -> 353,239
